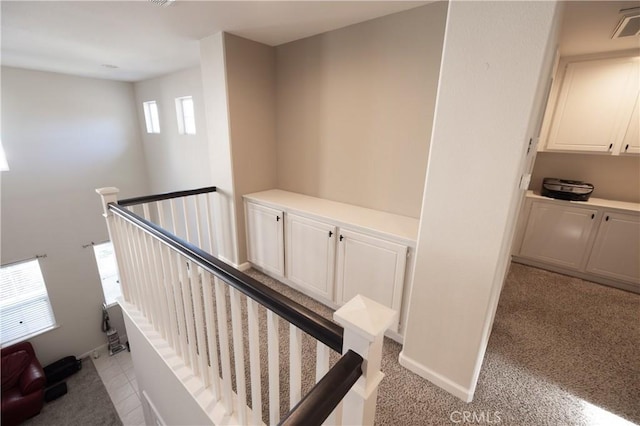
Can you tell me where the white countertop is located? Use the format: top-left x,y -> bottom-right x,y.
243,189 -> 420,246
526,190 -> 640,213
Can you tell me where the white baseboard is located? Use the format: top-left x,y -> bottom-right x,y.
398,351 -> 474,402
78,333 -> 128,360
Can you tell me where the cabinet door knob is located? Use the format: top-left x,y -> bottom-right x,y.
329,231 -> 333,238
608,143 -> 613,150
339,235 -> 344,242
625,144 -> 630,152
605,215 -> 610,222
591,213 -> 595,219
276,215 -> 280,222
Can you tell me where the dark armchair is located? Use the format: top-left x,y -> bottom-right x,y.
1,342 -> 46,426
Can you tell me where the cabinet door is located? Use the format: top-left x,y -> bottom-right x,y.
520,201 -> 598,269
586,212 -> 640,284
285,214 -> 336,300
547,57 -> 639,153
245,202 -> 284,276
335,228 -> 406,331
620,95 -> 640,155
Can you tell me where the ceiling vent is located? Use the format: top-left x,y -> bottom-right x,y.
149,0 -> 175,7
612,9 -> 640,38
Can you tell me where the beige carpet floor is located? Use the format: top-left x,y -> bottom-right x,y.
246,262 -> 640,425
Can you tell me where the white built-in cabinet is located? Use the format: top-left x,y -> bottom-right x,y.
542,55 -> 640,155
285,213 -> 336,301
520,201 -> 598,269
586,212 -> 640,284
243,190 -> 418,337
621,96 -> 640,154
335,229 -> 407,314
245,202 -> 284,277
513,192 -> 640,293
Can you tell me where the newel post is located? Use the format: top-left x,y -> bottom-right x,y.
333,295 -> 397,425
96,187 -> 128,301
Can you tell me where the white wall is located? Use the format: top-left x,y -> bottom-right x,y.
275,2 -> 447,219
400,1 -> 560,402
134,67 -> 211,194
1,67 -> 150,364
200,33 -> 239,266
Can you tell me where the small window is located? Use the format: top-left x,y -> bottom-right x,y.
0,259 -> 57,346
0,142 -> 9,171
93,242 -> 122,306
143,101 -> 161,134
175,96 -> 196,135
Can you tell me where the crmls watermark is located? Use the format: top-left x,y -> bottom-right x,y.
449,410 -> 502,424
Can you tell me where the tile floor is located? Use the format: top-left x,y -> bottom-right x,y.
92,348 -> 145,426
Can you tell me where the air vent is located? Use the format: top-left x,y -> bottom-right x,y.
149,0 -> 175,7
612,11 -> 640,38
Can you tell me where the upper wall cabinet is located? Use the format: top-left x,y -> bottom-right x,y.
543,56 -> 639,155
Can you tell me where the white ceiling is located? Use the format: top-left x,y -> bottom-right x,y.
1,0 -> 429,82
559,1 -> 640,56
3,1 -> 639,83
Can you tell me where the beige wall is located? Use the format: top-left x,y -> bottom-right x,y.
531,152 -> 640,203
275,2 -> 448,219
225,33 -> 278,265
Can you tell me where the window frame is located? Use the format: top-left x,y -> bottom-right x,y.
175,96 -> 196,135
0,258 -> 58,347
92,241 -> 122,307
143,100 -> 161,134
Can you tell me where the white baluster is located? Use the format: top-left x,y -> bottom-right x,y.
132,227 -> 152,319
333,295 -> 396,426
183,260 -> 200,375
246,298 -> 262,426
267,310 -> 280,425
289,324 -> 302,409
205,193 -> 216,255
172,250 -> 190,363
112,215 -> 132,303
201,272 -> 221,400
150,238 -> 171,340
169,199 -> 179,238
182,197 -> 191,244
144,233 -> 166,338
123,221 -> 144,311
192,266 -> 210,387
194,194 -> 204,248
214,278 -> 233,414
229,287 -> 248,424
158,244 -> 177,350
136,228 -> 160,330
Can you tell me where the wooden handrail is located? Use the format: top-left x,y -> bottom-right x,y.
118,186 -> 217,207
278,350 -> 363,426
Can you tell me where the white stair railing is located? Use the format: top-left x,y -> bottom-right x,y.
97,186 -> 394,425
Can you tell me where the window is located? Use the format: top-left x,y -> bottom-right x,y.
143,100 -> 161,134
0,141 -> 9,171
93,242 -> 121,306
0,259 -> 57,346
175,96 -> 196,135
